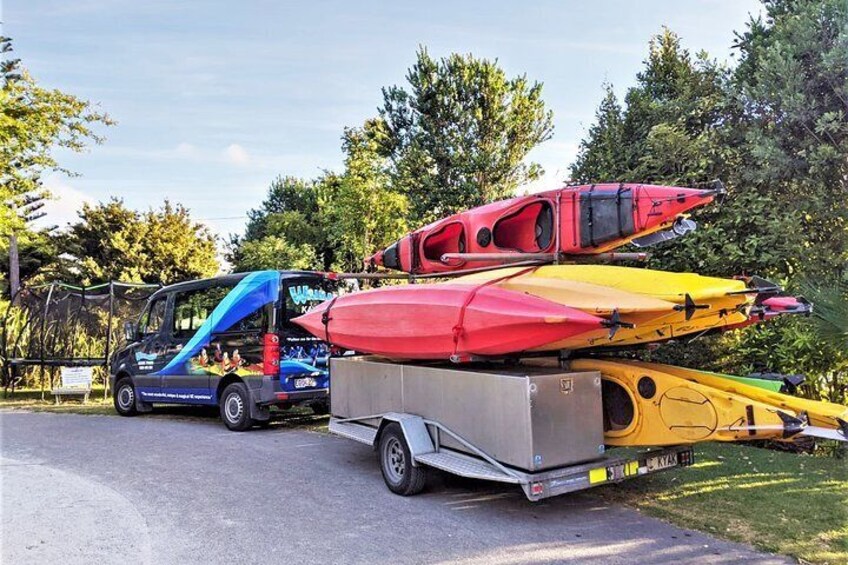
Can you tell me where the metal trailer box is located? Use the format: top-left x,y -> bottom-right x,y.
330,356 -> 604,472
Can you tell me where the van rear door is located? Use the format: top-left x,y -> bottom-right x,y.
278,276 -> 339,386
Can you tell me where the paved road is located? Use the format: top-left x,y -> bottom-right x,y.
0,410 -> 789,564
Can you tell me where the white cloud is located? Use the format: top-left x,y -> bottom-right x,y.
223,144 -> 250,166
37,176 -> 96,229
174,142 -> 198,157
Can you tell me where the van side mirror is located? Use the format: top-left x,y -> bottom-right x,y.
124,322 -> 138,342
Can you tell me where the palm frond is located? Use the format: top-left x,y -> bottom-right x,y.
800,279 -> 848,349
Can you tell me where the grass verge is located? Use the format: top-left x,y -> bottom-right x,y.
600,442 -> 847,564
0,387 -> 115,415
0,387 -> 330,429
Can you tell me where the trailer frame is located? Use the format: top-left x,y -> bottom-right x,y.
330,413 -> 694,501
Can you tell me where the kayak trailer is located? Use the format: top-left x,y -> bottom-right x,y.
328,357 -> 694,502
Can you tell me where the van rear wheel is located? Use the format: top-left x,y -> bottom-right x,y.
220,382 -> 254,431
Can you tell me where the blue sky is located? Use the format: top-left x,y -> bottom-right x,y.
6,0 -> 762,241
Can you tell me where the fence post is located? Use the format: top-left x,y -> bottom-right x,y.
39,283 -> 55,402
104,282 -> 115,400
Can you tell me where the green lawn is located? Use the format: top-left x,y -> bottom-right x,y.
0,386 -> 115,415
601,442 -> 848,564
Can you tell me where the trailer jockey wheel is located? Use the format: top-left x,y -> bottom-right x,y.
378,423 -> 427,496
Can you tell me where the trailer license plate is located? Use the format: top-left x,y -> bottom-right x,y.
294,377 -> 317,389
646,452 -> 678,472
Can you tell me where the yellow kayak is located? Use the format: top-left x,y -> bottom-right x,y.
455,266 -> 754,350
624,360 -> 848,438
533,265 -> 749,302
569,358 -> 806,446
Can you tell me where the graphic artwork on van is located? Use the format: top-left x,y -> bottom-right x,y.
283,343 -> 329,367
154,271 -> 281,376
188,345 -> 263,376
288,285 -> 333,306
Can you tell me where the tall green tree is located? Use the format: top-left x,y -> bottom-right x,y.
376,48 -> 554,223
0,34 -> 113,243
1,35 -> 112,297
62,199 -> 219,285
229,176 -> 329,272
321,122 -> 409,272
733,0 -> 848,279
571,84 -> 626,183
572,7 -> 848,400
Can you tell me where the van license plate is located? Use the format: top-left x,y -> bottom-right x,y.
294,377 -> 317,389
646,452 -> 678,472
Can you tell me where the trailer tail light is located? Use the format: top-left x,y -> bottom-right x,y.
262,333 -> 280,376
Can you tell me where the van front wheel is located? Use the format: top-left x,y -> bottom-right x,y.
114,378 -> 138,416
220,382 -> 254,431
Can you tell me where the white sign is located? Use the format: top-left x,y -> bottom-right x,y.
61,367 -> 93,389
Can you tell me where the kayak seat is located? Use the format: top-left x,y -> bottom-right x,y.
493,201 -> 554,252
602,379 -> 635,433
422,221 -> 465,262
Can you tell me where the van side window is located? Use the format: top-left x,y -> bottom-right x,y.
172,283 -> 268,338
140,298 -> 166,336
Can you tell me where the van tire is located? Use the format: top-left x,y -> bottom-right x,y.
114,378 -> 139,416
220,382 -> 254,431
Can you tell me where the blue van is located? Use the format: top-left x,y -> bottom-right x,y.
110,270 -> 339,430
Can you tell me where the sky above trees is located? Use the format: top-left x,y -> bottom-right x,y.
5,0 -> 761,237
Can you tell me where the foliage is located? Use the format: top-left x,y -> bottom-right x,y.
0,35 -> 113,243
571,9 -> 848,401
732,0 -> 848,279
236,236 -> 317,272
231,127 -> 411,273
61,199 -> 219,285
803,279 -> 848,351
320,123 -> 409,272
230,176 -> 330,272
375,48 -> 554,223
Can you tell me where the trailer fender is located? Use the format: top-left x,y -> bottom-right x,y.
375,413 -> 435,465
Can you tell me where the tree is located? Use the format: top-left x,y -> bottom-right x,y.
62,199 -> 219,285
1,35 -> 113,295
229,176 -> 332,272
570,8 -> 848,402
320,122 -> 409,272
376,48 -> 554,223
571,84 -> 626,183
732,0 -> 848,279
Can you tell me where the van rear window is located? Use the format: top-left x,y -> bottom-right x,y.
283,278 -> 340,341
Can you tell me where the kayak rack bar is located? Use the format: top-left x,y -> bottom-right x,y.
333,253 -> 650,281
333,260 -> 548,281
439,252 -> 651,264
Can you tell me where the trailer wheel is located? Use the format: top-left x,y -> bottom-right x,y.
378,423 -> 427,496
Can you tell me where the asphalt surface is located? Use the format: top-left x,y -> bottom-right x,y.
0,410 -> 790,564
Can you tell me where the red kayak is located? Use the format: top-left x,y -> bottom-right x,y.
292,283 -> 607,360
720,295 -> 811,333
367,183 -> 723,274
